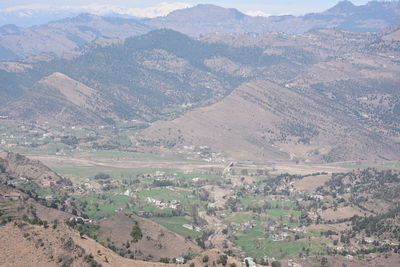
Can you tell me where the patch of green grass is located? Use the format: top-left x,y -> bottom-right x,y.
135,187 -> 208,214
131,205 -> 174,216
266,209 -> 300,219
0,200 -> 19,220
232,218 -> 327,260
152,216 -> 202,239
52,164 -> 149,181
137,188 -> 196,203
77,194 -> 131,219
236,230 -> 325,259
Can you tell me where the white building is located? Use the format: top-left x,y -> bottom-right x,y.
243,257 -> 256,267
176,257 -> 185,264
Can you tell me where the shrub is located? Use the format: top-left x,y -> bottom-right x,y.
203,255 -> 209,262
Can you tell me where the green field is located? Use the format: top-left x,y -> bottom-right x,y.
137,188 -> 191,202
152,216 -> 202,239
53,164 -> 149,181
0,200 -> 19,221
77,194 -> 131,219
235,222 -> 325,259
227,209 -> 301,225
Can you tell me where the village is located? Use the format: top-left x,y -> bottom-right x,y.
1,118 -> 399,266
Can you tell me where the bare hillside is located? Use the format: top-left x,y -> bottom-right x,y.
98,212 -> 201,261
0,151 -> 70,187
2,72 -> 114,126
0,222 -> 176,267
142,77 -> 400,163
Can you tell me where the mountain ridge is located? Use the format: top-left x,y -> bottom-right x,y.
0,28 -> 399,163
1,1 -> 400,60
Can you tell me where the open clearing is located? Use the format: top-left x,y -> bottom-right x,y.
293,174 -> 331,192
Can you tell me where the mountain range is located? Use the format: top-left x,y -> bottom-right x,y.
0,2 -> 193,27
0,26 -> 399,163
1,1 -> 400,61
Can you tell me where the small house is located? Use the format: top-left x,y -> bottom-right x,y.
2,192 -> 21,200
345,255 -> 354,260
176,257 -> 185,264
243,257 -> 256,267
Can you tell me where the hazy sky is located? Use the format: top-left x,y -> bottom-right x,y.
0,0 -> 373,15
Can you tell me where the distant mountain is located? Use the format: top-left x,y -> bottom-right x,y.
1,1 -> 400,60
0,14 -> 153,60
145,1 -> 400,36
0,8 -> 83,28
0,3 -> 193,27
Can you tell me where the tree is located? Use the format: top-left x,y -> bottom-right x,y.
94,173 -> 111,180
321,257 -> 328,266
202,255 -> 209,262
160,258 -> 170,263
271,261 -> 281,267
130,222 -> 143,243
217,255 -> 228,266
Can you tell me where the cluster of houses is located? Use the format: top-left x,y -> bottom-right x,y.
359,237 -> 399,247
230,220 -> 257,232
241,256 -> 303,267
287,259 -> 302,267
137,210 -> 153,217
326,236 -> 400,255
269,232 -> 291,242
230,219 -> 308,239
146,197 -> 180,209
62,182 -> 96,194
308,194 -> 324,201
265,223 -> 307,242
177,145 -> 226,163
182,224 -> 202,232
69,216 -> 95,224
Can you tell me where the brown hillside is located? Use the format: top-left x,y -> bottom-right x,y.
0,221 -> 175,267
0,221 -> 243,267
38,72 -> 110,112
142,78 -> 400,163
99,212 -> 201,261
2,72 -> 114,126
0,151 -> 69,188
187,249 -> 244,266
381,25 -> 400,41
